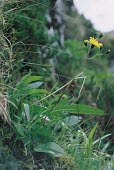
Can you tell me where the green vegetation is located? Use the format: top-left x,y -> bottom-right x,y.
1,1 -> 114,169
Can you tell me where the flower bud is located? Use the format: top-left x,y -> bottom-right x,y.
100,46 -> 103,50
105,49 -> 111,54
99,33 -> 103,38
84,40 -> 87,46
93,32 -> 97,38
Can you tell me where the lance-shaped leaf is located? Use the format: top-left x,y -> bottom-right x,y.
52,104 -> 104,115
34,142 -> 64,157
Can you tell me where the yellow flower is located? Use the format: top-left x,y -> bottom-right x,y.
84,37 -> 103,49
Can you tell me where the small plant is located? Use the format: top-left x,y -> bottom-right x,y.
7,73 -> 104,156
1,1 -> 114,169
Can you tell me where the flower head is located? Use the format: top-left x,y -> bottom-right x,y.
105,49 -> 111,54
84,37 -> 103,49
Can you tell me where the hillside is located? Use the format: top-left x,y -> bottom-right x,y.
1,1 -> 114,169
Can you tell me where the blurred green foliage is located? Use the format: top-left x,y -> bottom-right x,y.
57,40 -> 87,77
1,0 -> 114,169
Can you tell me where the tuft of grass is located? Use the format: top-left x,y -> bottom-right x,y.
0,1 -> 114,170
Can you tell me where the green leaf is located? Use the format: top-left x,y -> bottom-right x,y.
86,123 -> 98,149
27,82 -> 43,89
17,74 -> 43,90
52,104 -> 104,115
24,76 -> 43,85
30,105 -> 47,115
31,126 -> 53,143
34,142 -> 64,157
23,88 -> 50,96
23,103 -> 30,122
13,122 -> 28,139
63,115 -> 82,126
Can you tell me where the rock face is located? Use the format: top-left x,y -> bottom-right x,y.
55,0 -> 95,40
46,0 -> 65,47
47,0 -> 95,44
